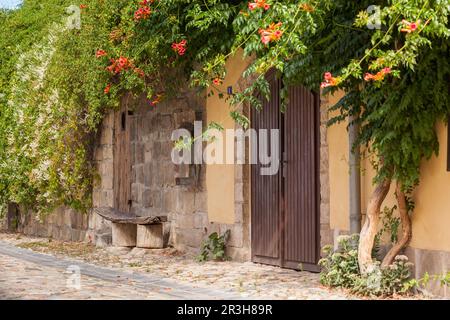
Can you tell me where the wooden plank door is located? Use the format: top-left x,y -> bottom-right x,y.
282,86 -> 320,271
251,73 -> 319,271
251,70 -> 282,266
113,100 -> 132,214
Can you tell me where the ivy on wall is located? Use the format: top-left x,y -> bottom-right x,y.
0,1 -> 449,270
0,0 -> 240,215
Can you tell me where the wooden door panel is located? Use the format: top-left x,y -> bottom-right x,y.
251,70 -> 281,264
283,86 -> 319,271
251,72 -> 319,271
114,99 -> 131,214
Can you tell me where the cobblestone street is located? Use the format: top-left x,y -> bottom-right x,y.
0,241 -> 240,299
0,233 -> 356,300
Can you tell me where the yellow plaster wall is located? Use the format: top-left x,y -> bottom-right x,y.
409,122 -> 450,251
205,52 -> 250,224
327,92 -> 350,231
327,89 -> 450,251
360,123 -> 450,251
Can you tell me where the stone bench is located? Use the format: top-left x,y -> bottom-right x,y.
94,207 -> 167,248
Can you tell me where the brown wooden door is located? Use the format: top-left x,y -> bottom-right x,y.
282,85 -> 320,271
251,72 -> 320,272
114,99 -> 132,214
251,70 -> 282,266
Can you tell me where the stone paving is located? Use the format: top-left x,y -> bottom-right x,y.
0,253 -> 174,300
0,240 -> 240,299
0,232 -> 360,300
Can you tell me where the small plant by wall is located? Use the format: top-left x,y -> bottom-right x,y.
319,234 -> 450,297
320,234 -> 413,296
198,230 -> 230,262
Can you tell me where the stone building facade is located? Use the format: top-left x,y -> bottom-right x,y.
2,85 -> 253,261
1,64 -> 330,264
2,54 -> 448,298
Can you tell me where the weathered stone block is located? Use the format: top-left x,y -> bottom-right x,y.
226,246 -> 250,262
131,142 -> 136,164
320,125 -> 327,146
103,146 -> 113,160
235,182 -> 244,203
135,164 -> 144,184
320,203 -> 330,224
101,190 -> 114,207
160,114 -> 173,130
130,116 -> 137,142
100,126 -> 113,145
175,228 -> 204,248
161,168 -> 175,187
160,143 -> 175,161
101,174 -> 113,190
142,189 -> 153,208
174,163 -> 190,179
61,226 -> 73,241
96,232 -> 112,247
101,161 -> 114,176
319,146 -> 329,173
136,224 -> 164,248
63,210 -> 72,227
162,189 -> 177,213
320,225 -> 333,250
227,225 -> 243,248
71,229 -> 81,242
176,191 -> 195,214
193,212 -> 208,229
135,143 -> 145,164
205,222 -> 220,236
144,151 -> 153,163
152,141 -> 162,157
69,209 -> 81,229
234,203 -> 243,224
94,148 -> 103,161
320,175 -> 330,202
112,223 -> 137,247
176,213 -> 196,229
143,163 -> 153,187
131,183 -> 139,202
194,192 -> 207,212
103,111 -> 114,129
78,230 -> 86,242
152,161 -> 163,183
174,110 -> 195,128
51,226 -> 61,239
235,165 -> 243,182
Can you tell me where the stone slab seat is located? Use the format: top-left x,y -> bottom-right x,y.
93,207 -> 167,249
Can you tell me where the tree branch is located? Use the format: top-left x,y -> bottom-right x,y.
381,181 -> 412,267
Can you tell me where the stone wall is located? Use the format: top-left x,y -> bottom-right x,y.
0,85 -> 358,263
319,93 -> 333,251
0,111 -> 115,245
1,85 -> 251,259
406,247 -> 450,298
11,207 -> 88,242
127,89 -> 208,253
202,79 -> 252,261
87,110 -> 115,246
126,87 -> 250,259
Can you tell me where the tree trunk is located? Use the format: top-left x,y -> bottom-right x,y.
381,182 -> 412,267
358,178 -> 391,274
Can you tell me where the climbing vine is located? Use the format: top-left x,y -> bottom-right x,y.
0,1 -> 449,279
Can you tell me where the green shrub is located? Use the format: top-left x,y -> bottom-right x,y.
319,234 -> 361,289
197,230 -> 230,262
319,234 -> 413,297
